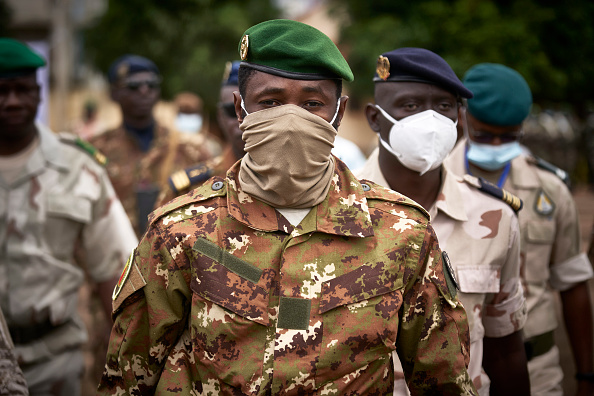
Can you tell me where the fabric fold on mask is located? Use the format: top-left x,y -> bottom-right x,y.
238,104 -> 337,208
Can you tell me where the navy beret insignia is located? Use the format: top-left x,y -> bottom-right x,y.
117,62 -> 129,80
240,35 -> 249,61
376,55 -> 390,81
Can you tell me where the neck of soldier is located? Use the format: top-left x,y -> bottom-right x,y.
0,123 -> 38,156
122,113 -> 155,131
378,146 -> 442,211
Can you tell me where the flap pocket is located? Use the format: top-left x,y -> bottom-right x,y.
191,238 -> 269,326
47,194 -> 92,224
526,220 -> 555,244
457,265 -> 500,293
319,262 -> 402,314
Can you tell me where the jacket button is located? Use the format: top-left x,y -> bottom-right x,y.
361,183 -> 371,191
212,181 -> 224,191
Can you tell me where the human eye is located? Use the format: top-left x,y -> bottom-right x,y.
438,102 -> 453,111
303,100 -> 324,109
259,99 -> 280,107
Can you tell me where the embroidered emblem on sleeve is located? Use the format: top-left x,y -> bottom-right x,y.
442,251 -> 459,297
534,189 -> 555,216
113,250 -> 134,301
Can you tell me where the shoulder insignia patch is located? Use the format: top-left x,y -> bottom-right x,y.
168,163 -> 213,194
534,189 -> 555,216
59,133 -> 107,166
475,177 -> 523,213
442,251 -> 459,297
528,155 -> 571,187
113,250 -> 134,301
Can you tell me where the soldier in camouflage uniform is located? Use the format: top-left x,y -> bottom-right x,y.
357,48 -> 529,395
445,63 -> 594,396
157,61 -> 244,206
0,39 -> 138,395
98,20 -> 477,395
89,55 -> 220,237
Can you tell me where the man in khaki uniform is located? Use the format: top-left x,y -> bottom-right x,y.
90,55 -> 220,237
446,63 -> 594,396
0,38 -> 138,395
357,48 -> 529,395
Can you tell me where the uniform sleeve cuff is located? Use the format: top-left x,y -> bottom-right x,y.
483,280 -> 527,338
550,253 -> 594,291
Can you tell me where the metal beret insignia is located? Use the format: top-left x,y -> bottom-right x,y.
240,35 -> 249,60
376,55 -> 390,81
117,62 -> 129,80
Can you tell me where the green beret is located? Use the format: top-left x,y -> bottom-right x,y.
238,19 -> 353,82
0,38 -> 46,78
463,63 -> 532,126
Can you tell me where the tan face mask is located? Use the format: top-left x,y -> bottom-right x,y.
238,103 -> 338,208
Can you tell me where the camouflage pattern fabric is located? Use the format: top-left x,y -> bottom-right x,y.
358,148 -> 526,395
0,308 -> 28,396
0,124 -> 137,388
156,145 -> 238,208
98,160 -> 477,395
90,124 -> 220,237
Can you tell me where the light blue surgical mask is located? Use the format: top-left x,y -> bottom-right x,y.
466,140 -> 523,171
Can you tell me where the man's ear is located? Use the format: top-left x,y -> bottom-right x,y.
232,91 -> 243,123
334,95 -> 349,128
365,102 -> 381,132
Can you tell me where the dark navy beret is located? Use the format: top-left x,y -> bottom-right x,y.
373,47 -> 473,99
0,38 -> 46,77
222,61 -> 241,86
107,54 -> 160,83
463,63 -> 532,126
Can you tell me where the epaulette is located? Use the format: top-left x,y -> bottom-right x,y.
359,179 -> 430,220
168,163 -> 213,194
58,132 -> 107,166
463,174 -> 523,213
527,155 -> 571,187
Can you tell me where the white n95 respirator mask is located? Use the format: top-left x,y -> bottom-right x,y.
375,106 -> 458,175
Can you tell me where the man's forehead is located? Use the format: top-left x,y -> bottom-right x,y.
121,71 -> 159,83
0,74 -> 37,85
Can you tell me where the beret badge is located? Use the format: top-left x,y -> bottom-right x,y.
117,62 -> 129,80
376,55 -> 390,81
222,61 -> 232,82
240,35 -> 249,61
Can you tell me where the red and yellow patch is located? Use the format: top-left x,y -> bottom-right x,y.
113,250 -> 134,301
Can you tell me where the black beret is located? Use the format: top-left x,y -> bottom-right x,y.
107,54 -> 160,83
221,61 -> 241,86
373,48 -> 473,99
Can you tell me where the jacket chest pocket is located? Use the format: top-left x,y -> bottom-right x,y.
315,263 -> 403,389
45,194 -> 92,258
190,238 -> 270,393
524,220 -> 556,283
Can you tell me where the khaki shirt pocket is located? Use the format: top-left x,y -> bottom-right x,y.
190,241 -> 269,393
316,263 -> 403,389
456,265 -> 500,294
524,220 -> 556,282
45,194 -> 92,259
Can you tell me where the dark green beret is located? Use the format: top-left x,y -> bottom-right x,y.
463,63 -> 532,126
0,38 -> 46,78
238,19 -> 353,82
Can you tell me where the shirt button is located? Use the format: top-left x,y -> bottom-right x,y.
361,183 -> 371,191
212,181 -> 224,191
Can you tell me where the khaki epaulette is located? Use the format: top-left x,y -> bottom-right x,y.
58,132 -> 107,166
526,155 -> 571,188
168,163 -> 213,194
463,174 -> 523,213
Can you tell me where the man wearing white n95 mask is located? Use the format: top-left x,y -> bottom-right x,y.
356,48 -> 529,396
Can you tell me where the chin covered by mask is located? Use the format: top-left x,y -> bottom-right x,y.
376,106 -> 458,175
466,140 -> 523,171
238,102 -> 340,208
175,113 -> 203,134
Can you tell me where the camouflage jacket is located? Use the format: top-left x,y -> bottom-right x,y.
90,123 -> 219,237
0,124 -> 137,364
98,161 -> 477,395
155,145 -> 239,208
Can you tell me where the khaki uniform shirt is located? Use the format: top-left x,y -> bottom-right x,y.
98,161 -> 477,395
446,139 -> 593,338
357,148 -> 526,395
0,124 -> 138,364
90,124 -> 220,237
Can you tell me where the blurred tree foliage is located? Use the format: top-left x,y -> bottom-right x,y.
84,0 -> 279,113
328,0 -> 594,116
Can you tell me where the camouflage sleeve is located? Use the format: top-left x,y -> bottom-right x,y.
549,183 -> 593,289
97,225 -> 190,395
82,167 -> 138,283
397,224 -> 477,395
483,212 -> 527,337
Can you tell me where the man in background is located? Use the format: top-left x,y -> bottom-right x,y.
0,38 -> 137,396
90,55 -> 219,236
446,63 -> 594,396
